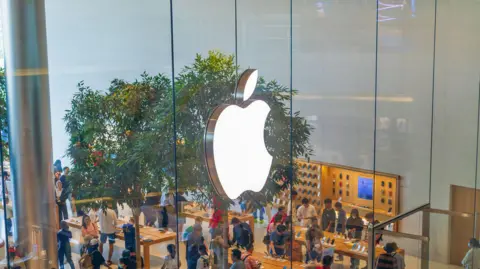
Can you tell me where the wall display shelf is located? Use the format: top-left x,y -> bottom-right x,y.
272,159 -> 401,231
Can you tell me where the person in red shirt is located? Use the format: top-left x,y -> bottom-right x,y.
268,206 -> 287,227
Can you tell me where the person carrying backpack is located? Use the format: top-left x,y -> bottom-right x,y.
375,243 -> 398,269
230,217 -> 253,249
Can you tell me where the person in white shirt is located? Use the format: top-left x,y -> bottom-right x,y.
296,198 -> 317,227
88,206 -> 99,223
162,244 -> 180,269
98,202 -> 117,266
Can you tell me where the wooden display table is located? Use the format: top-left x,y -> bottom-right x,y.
293,226 -> 404,261
65,217 -> 176,268
182,207 -> 255,234
228,250 -> 305,269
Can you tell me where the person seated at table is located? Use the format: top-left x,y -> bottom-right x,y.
230,249 -> 246,269
81,215 -> 99,239
241,245 -> 261,269
162,244 -> 180,269
306,217 -> 323,263
269,224 -> 287,257
230,217 -> 253,249
122,217 -> 136,252
197,244 -> 210,269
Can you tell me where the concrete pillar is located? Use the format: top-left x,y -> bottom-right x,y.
1,0 -> 57,267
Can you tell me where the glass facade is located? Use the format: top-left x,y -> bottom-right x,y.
0,0 -> 479,268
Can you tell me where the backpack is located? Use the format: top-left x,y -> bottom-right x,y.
78,251 -> 94,269
239,223 -> 253,248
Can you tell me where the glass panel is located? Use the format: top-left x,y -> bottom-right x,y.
46,1 -> 175,268
430,0 -> 480,268
237,0 -> 295,268
375,0 -> 436,268
172,0 -> 236,268
293,0 -> 377,268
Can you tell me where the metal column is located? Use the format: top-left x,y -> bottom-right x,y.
1,0 -> 57,268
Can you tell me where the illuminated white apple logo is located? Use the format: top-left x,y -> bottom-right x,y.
205,69 -> 273,199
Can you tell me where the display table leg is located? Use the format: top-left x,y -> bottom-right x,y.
144,244 -> 151,269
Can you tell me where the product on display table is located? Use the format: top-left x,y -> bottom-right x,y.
294,226 -> 404,261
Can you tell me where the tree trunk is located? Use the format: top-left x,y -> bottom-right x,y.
222,212 -> 228,268
132,207 -> 142,268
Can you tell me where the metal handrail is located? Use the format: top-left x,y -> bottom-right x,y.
374,203 -> 430,230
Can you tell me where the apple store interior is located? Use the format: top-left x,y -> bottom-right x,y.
1,0 -> 480,268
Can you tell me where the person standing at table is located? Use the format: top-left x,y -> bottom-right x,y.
321,198 -> 336,233
98,202 -> 117,266
55,181 -> 69,225
346,209 -> 363,269
297,198 -> 317,227
334,202 -> 347,261
81,215 -> 99,239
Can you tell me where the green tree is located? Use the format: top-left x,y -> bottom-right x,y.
64,73 -> 173,261
0,69 -> 9,160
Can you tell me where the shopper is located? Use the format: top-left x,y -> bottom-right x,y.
334,202 -> 346,261
375,243 -> 398,269
81,215 -> 99,239
186,223 -> 206,269
230,249 -> 246,269
319,255 -> 333,269
365,212 -> 383,245
287,190 -> 299,223
88,205 -> 99,223
87,239 -> 110,269
390,242 -> 406,269
462,238 -> 480,269
321,199 -> 336,233
122,217 -> 136,252
184,216 -> 203,241
346,209 -> 363,268
269,224 -> 288,256
241,245 -> 260,269
197,244 -> 210,269
306,217 -> 323,263
252,206 -> 265,224
55,181 -> 69,226
269,206 -> 287,226
57,221 -> 75,269
231,217 -> 253,249
162,244 -> 180,269
297,198 -> 317,227
98,202 -> 117,266
211,227 -> 228,268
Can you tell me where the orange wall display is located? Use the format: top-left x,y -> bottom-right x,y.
273,159 -> 400,229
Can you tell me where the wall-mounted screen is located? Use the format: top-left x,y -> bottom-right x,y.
358,176 -> 373,200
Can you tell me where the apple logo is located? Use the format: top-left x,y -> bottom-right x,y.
204,69 -> 273,199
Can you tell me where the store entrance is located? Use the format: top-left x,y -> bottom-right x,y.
449,185 -> 480,265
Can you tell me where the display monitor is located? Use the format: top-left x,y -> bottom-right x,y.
357,177 -> 374,200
